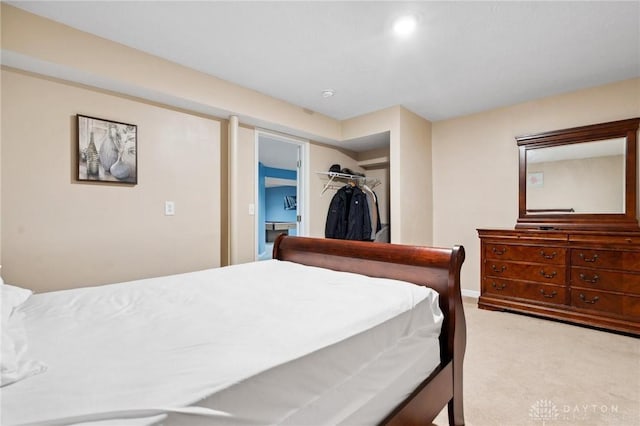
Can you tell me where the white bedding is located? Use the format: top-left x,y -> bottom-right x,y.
1,260 -> 443,426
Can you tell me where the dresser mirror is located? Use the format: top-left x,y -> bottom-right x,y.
516,118 -> 640,230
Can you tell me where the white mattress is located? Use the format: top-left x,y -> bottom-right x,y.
2,260 -> 443,426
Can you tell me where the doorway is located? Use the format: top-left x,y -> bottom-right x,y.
255,131 -> 308,260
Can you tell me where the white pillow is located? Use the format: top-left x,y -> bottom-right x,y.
2,283 -> 32,317
1,282 -> 47,386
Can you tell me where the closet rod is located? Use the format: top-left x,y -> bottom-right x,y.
316,171 -> 380,195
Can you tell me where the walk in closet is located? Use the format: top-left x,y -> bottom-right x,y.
317,151 -> 390,243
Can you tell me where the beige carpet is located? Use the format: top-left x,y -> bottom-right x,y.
432,301 -> 640,426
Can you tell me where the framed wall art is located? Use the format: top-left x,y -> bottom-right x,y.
77,114 -> 137,184
527,171 -> 543,188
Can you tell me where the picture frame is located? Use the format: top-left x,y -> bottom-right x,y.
284,195 -> 297,210
527,171 -> 543,188
77,114 -> 137,184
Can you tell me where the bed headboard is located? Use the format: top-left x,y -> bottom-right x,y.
272,235 -> 466,365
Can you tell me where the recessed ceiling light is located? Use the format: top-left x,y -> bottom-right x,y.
321,89 -> 335,98
393,15 -> 418,36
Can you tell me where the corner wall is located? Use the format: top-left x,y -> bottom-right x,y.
396,107 -> 433,245
342,106 -> 433,245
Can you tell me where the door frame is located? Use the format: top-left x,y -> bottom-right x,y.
254,130 -> 309,261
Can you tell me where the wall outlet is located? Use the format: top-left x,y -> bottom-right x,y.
165,201 -> 175,216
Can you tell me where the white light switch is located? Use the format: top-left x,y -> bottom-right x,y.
248,203 -> 255,215
165,201 -> 175,216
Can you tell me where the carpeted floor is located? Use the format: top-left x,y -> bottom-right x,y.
433,300 -> 640,426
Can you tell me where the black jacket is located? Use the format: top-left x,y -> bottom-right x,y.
325,185 -> 372,241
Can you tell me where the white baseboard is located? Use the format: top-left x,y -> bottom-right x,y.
461,289 -> 480,299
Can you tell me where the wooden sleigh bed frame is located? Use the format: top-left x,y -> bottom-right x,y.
273,235 -> 466,426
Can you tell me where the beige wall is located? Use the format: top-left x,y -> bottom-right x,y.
342,108 -> 398,237
0,65 -> 372,285
395,107 -> 433,245
432,78 -> 640,293
1,69 -> 221,292
361,166 -> 390,227
219,120 -> 229,266
528,155 -> 624,213
355,148 -> 390,225
230,124 -> 257,264
342,108 -> 400,142
342,106 -> 433,245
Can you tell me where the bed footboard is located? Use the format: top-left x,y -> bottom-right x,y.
273,235 -> 466,426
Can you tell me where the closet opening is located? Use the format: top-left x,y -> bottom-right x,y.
327,131 -> 390,243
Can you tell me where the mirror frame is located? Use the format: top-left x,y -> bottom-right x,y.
516,118 -> 640,231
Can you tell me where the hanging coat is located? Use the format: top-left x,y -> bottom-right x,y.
361,185 -> 381,240
325,185 -> 372,241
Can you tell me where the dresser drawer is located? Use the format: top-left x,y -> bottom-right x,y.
484,243 -> 565,264
571,290 -> 640,318
571,249 -> 640,271
571,268 -> 640,295
484,278 -> 566,305
479,228 -> 640,334
484,261 -> 565,285
570,233 -> 640,246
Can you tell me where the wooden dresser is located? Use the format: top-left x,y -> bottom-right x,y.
478,228 -> 640,335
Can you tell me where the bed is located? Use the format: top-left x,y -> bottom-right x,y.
1,235 -> 466,426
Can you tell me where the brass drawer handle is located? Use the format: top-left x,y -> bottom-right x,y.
578,253 -> 599,263
492,247 -> 507,255
578,293 -> 600,304
540,250 -> 557,259
491,264 -> 506,273
540,269 -> 557,279
579,273 -> 599,284
539,289 -> 557,298
491,282 -> 507,291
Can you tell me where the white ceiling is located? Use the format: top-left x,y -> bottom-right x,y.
7,1 -> 640,150
265,177 -> 296,188
259,134 -> 299,170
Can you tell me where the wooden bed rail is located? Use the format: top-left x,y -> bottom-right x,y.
273,235 -> 466,426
